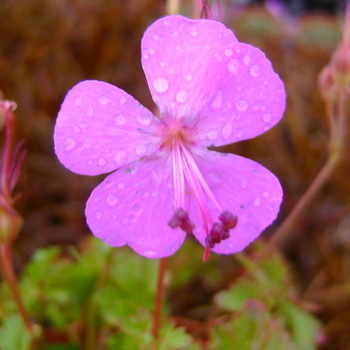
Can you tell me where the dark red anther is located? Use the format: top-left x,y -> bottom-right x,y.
168,208 -> 194,234
205,211 -> 239,250
219,211 -> 238,230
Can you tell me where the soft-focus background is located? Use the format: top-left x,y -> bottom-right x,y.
0,0 -> 349,349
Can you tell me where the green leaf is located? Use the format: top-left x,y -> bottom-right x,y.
0,315 -> 31,350
215,280 -> 263,311
280,301 -> 321,350
158,323 -> 195,350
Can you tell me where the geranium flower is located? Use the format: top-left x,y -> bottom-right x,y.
54,15 -> 285,259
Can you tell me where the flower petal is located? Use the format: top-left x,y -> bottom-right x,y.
141,15 -> 238,118
193,43 -> 285,146
85,156 -> 186,258
188,150 -> 283,254
141,15 -> 285,144
54,80 -> 160,176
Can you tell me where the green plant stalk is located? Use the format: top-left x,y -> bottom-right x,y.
269,90 -> 347,248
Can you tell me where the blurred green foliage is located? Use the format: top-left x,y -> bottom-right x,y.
0,239 -> 320,349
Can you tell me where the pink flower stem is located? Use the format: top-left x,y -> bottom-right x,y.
269,90 -> 347,249
151,258 -> 168,347
0,244 -> 34,332
1,107 -> 15,198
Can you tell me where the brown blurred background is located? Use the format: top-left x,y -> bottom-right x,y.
0,0 -> 349,348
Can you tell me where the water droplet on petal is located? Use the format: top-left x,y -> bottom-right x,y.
236,100 -> 248,111
107,194 -> 118,206
136,145 -> 146,156
99,97 -> 110,105
228,59 -> 239,73
87,107 -> 94,116
148,48 -> 155,55
190,30 -> 198,37
250,65 -> 260,78
176,90 -> 187,103
153,77 -> 169,93
144,250 -> 157,257
98,158 -> 106,166
65,138 -> 76,151
222,123 -> 232,139
263,113 -> 272,122
116,115 -> 126,125
225,48 -> 233,56
212,92 -> 223,109
137,115 -> 151,125
243,55 -> 251,65
207,130 -> 218,140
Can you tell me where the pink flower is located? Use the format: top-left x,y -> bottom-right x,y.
54,15 -> 285,259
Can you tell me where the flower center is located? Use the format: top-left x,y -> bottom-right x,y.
164,119 -> 238,258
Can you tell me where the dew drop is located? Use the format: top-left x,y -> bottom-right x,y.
137,115 -> 151,125
263,113 -> 272,122
148,48 -> 155,55
228,59 -> 239,73
116,115 -> 126,125
222,123 -> 232,139
87,107 -> 94,116
225,48 -> 233,56
98,158 -> 106,166
254,198 -> 261,207
65,138 -> 76,151
106,194 -> 118,206
250,65 -> 260,77
211,92 -> 223,109
207,130 -> 218,140
99,97 -> 110,105
243,55 -> 251,65
153,77 -> 169,93
136,145 -> 146,155
236,100 -> 248,111
176,90 -> 187,103
114,151 -> 125,163
190,30 -> 198,37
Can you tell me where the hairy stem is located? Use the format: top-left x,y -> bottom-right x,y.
270,90 -> 347,248
152,258 -> 167,348
0,244 -> 33,332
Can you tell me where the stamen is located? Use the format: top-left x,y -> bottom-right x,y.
168,208 -> 194,234
205,211 -> 238,249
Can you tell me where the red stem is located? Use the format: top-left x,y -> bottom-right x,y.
1,107 -> 15,198
0,244 -> 34,332
151,258 -> 168,346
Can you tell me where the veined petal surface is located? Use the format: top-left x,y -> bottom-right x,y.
54,80 -> 160,176
141,15 -> 285,145
187,150 -> 283,254
141,15 -> 238,119
85,156 -> 187,258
